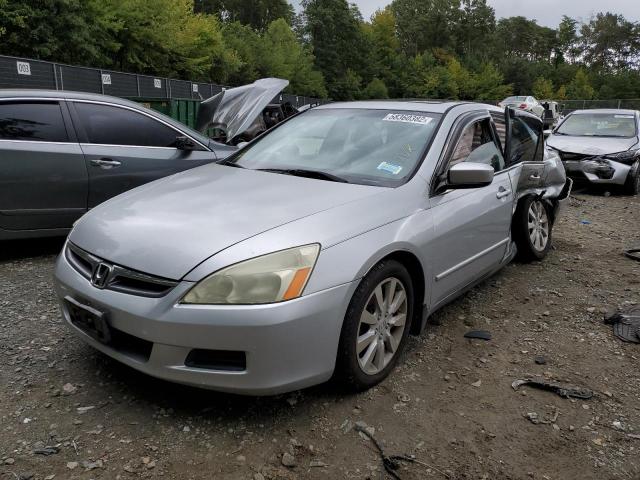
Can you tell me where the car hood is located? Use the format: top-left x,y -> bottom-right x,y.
69,164 -> 381,280
196,78 -> 288,144
547,135 -> 639,155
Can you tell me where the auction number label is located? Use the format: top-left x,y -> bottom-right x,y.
16,61 -> 31,76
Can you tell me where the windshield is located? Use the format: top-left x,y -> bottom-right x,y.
556,113 -> 637,138
504,96 -> 527,103
227,108 -> 441,187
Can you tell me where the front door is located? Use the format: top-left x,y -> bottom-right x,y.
0,100 -> 87,230
428,114 -> 513,307
69,101 -> 216,208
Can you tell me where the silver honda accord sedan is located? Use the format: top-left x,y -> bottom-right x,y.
54,101 -> 571,395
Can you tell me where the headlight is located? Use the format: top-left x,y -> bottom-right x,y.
181,244 -> 320,305
605,149 -> 639,163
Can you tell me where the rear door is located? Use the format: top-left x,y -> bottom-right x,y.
0,99 -> 87,230
428,112 -> 513,307
69,101 -> 216,208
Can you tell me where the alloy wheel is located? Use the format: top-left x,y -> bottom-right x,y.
356,277 -> 408,375
528,200 -> 549,252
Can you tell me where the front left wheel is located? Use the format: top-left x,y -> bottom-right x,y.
335,260 -> 413,391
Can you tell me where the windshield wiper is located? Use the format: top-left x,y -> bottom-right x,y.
217,158 -> 245,168
257,168 -> 349,183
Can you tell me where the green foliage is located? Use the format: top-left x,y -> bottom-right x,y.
258,19 -> 326,97
194,0 -> 293,31
0,0 -> 119,66
567,69 -> 595,100
363,78 -> 389,99
532,77 -> 555,99
1,0 -> 640,102
555,85 -> 568,101
301,0 -> 368,99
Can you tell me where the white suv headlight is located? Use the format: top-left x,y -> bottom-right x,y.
181,244 -> 320,305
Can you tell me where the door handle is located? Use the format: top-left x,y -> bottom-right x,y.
529,174 -> 541,180
496,187 -> 511,199
90,158 -> 121,169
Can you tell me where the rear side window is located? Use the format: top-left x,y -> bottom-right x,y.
0,102 -> 68,142
74,103 -> 179,147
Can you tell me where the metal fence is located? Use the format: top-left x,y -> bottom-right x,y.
560,99 -> 640,114
0,54 -> 326,108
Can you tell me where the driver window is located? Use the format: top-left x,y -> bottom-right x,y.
449,119 -> 505,172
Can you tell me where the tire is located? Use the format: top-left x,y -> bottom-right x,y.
513,196 -> 553,262
335,260 -> 414,391
623,162 -> 640,196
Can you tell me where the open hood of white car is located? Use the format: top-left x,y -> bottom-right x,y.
195,78 -> 289,144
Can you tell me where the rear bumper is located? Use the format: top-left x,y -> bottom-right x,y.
54,248 -> 357,395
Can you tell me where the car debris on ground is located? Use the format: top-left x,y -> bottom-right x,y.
511,378 -> 593,399
604,307 -> 640,343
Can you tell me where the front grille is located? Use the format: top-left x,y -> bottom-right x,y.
65,242 -> 178,298
559,151 -> 593,162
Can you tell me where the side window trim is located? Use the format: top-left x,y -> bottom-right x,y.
68,100 -> 208,150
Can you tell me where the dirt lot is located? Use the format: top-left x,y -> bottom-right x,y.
1,191 -> 639,480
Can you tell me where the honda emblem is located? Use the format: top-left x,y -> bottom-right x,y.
91,263 -> 112,288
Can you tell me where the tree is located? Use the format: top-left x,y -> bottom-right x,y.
363,78 -> 389,99
567,69 -> 595,99
472,63 -> 512,101
456,0 -> 496,59
0,0 -> 119,67
391,0 -> 460,57
580,13 -> 640,70
302,0 -> 368,99
221,22 -> 261,84
258,19 -> 326,97
364,8 -> 400,87
555,85 -> 567,101
532,77 -> 554,99
194,0 -> 293,30
557,15 -> 579,63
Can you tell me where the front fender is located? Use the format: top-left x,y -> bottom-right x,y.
304,214 -> 433,306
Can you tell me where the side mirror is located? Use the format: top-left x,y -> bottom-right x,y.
175,136 -> 197,151
448,162 -> 494,189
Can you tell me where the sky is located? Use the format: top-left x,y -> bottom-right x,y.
293,0 -> 640,27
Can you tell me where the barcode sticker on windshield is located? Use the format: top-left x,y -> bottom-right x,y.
615,114 -> 634,118
383,113 -> 433,125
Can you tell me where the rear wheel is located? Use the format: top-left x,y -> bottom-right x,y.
335,260 -> 413,391
513,196 -> 552,262
623,162 -> 640,196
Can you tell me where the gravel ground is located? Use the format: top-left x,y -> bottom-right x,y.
1,191 -> 639,480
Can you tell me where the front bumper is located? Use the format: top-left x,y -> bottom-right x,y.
562,158 -> 631,185
54,249 -> 357,395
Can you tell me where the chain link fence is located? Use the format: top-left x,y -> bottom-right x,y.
0,54 -> 327,108
559,99 -> 640,114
